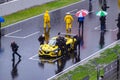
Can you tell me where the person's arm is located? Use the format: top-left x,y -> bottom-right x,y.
71,16 -> 74,21
48,16 -> 50,22
15,43 -> 19,49
64,16 -> 66,22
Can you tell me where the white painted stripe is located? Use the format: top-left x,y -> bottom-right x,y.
4,30 -> 39,39
94,26 -> 118,32
51,56 -> 63,62
23,31 -> 40,38
4,35 -> 24,39
88,10 -> 94,13
94,25 -> 100,30
4,29 -> 22,36
2,0 -> 85,29
47,40 -> 120,80
29,54 -> 38,60
30,58 -> 39,61
66,9 -> 78,13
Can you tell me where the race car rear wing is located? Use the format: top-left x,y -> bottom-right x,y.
58,32 -> 77,37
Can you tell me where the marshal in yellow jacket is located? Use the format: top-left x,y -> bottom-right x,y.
44,10 -> 51,29
64,13 -> 74,33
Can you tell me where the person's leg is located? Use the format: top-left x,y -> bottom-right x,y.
79,22 -> 81,29
15,52 -> 21,58
66,23 -> 69,33
69,23 -> 72,33
47,22 -> 51,29
101,25 -> 105,32
78,22 -> 81,37
82,22 -> 84,33
44,22 -> 46,30
12,53 -> 15,61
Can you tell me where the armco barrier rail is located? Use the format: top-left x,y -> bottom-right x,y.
48,40 -> 120,80
0,0 -> 54,16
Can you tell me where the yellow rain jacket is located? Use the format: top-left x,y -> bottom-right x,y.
64,14 -> 73,24
43,10 -> 51,28
44,11 -> 50,23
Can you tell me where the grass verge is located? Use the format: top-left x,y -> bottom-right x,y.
54,44 -> 120,80
1,0 -> 80,27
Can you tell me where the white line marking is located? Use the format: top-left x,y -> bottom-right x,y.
94,26 -> 118,32
4,31 -> 40,39
67,9 -> 78,13
30,58 -> 40,61
29,54 -> 38,60
23,31 -> 40,38
47,40 -> 120,80
88,10 -> 94,14
4,29 -> 22,36
52,56 -> 63,62
94,26 -> 100,30
4,35 -> 25,39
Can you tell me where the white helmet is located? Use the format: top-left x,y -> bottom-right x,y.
66,12 -> 70,14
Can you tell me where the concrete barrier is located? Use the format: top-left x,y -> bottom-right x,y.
0,0 -> 54,16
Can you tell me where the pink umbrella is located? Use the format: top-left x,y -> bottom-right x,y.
75,9 -> 89,17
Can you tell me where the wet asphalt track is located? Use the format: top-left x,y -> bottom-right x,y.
0,0 -> 119,80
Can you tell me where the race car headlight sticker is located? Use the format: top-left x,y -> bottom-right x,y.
39,47 -> 42,50
54,49 -> 58,53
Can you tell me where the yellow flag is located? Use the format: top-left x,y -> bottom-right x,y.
118,0 -> 120,9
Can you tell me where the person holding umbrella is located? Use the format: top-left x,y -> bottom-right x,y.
64,12 -> 74,33
78,16 -> 84,31
75,9 -> 88,36
96,10 -> 107,32
43,10 -> 51,30
99,16 -> 106,31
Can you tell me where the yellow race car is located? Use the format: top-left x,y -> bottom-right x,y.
38,33 -> 79,58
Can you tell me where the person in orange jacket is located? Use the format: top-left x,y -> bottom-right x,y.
64,12 -> 74,33
43,10 -> 51,29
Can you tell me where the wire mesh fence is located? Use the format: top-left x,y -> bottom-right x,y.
57,58 -> 120,80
